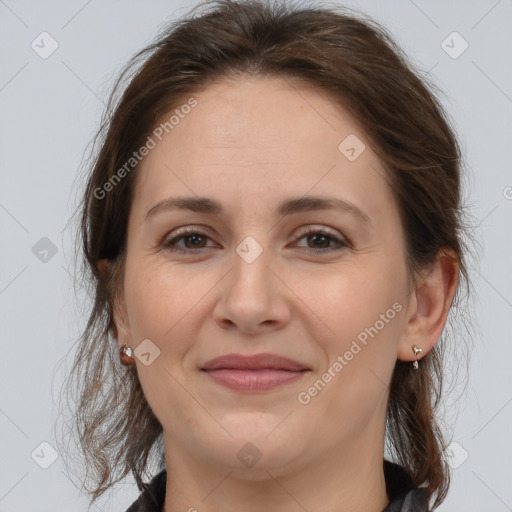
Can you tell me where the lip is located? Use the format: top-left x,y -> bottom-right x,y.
200,353 -> 310,392
201,353 -> 309,371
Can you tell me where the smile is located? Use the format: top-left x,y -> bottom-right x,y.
202,368 -> 309,392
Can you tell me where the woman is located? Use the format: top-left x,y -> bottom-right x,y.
63,1 -> 471,510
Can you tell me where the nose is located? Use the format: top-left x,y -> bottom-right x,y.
213,241 -> 292,335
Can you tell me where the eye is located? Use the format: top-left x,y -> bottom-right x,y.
293,227 -> 348,254
162,228 -> 216,254
161,226 -> 349,255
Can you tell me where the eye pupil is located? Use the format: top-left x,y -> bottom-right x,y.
308,233 -> 330,248
185,234 -> 206,248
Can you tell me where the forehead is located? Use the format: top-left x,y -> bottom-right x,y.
130,75 -> 394,223
167,75 -> 367,160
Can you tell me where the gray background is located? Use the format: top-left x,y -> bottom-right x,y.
1,0 -> 511,510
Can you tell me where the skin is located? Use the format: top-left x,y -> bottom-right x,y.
110,75 -> 459,512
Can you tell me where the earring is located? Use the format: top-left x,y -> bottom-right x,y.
119,344 -> 135,366
412,345 -> 423,370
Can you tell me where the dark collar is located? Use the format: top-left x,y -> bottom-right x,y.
382,460 -> 430,511
126,460 -> 429,511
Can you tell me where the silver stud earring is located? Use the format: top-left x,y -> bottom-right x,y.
119,344 -> 135,366
412,345 -> 423,370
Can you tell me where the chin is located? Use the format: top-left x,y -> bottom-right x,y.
191,421 -> 308,476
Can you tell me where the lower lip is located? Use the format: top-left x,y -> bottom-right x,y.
202,369 -> 308,392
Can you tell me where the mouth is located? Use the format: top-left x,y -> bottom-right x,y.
200,353 -> 310,392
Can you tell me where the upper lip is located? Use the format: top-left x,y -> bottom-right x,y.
201,353 -> 310,371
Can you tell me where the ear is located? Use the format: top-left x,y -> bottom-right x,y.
97,258 -> 131,349
112,298 -> 132,349
397,250 -> 459,362
97,258 -> 110,277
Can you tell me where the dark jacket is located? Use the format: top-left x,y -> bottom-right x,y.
125,460 -> 430,512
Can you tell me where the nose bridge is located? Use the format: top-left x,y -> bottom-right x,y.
214,232 -> 288,331
229,233 -> 274,302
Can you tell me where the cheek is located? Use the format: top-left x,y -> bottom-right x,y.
305,263 -> 407,416
298,268 -> 405,431
122,261 -> 207,422
314,264 -> 404,344
123,258 -> 208,342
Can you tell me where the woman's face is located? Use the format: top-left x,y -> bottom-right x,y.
115,76 -> 416,476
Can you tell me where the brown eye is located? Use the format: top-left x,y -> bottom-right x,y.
306,233 -> 331,249
181,233 -> 208,249
294,228 -> 348,254
163,230 -> 215,253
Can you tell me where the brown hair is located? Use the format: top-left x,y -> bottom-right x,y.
59,0 -> 473,508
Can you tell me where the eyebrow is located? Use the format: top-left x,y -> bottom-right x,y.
145,195 -> 372,224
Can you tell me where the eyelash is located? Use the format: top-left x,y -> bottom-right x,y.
161,227 -> 349,255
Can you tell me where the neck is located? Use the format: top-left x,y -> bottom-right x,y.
162,426 -> 390,512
